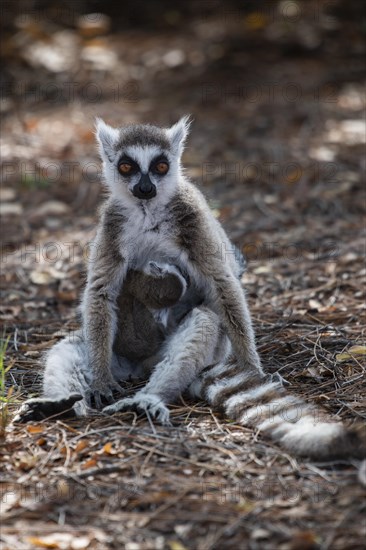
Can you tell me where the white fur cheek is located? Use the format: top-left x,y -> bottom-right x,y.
102,164 -> 135,204
126,174 -> 141,193
155,171 -> 179,202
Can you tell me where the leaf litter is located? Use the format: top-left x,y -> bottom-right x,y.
1,1 -> 365,549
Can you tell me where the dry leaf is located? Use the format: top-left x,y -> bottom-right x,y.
286,530 -> 319,550
35,201 -> 70,216
348,345 -> 366,355
48,268 -> 68,280
16,453 -> 37,471
244,12 -> 268,31
70,536 -> 91,549
308,299 -> 322,311
168,542 -> 189,550
27,536 -> 59,548
78,128 -> 95,143
305,367 -> 322,379
81,458 -> 97,470
102,442 -> 115,455
58,423 -> 79,434
56,479 -> 72,499
0,491 -> 20,514
0,188 -> 16,201
75,440 -> 89,453
253,265 -> 272,274
27,533 -> 91,549
77,13 -> 111,37
236,500 -> 255,512
57,289 -> 78,302
0,203 -> 23,216
26,424 -> 44,434
336,345 -> 366,362
30,271 -> 53,285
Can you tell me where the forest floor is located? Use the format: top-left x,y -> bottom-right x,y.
1,3 -> 365,549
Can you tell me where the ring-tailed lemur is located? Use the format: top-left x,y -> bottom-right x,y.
16,117 -> 365,460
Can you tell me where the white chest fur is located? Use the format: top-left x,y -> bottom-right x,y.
121,202 -> 185,270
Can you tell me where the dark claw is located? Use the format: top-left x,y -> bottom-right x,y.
84,388 -> 93,407
114,382 -> 127,396
104,391 -> 114,404
88,380 -> 126,410
93,391 -> 103,410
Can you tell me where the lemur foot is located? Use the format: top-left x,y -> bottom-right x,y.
14,393 -> 83,423
88,378 -> 126,410
102,392 -> 172,426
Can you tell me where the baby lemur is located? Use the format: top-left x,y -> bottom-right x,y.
114,261 -> 188,364
16,117 -> 365,460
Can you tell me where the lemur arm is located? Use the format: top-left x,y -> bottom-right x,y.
205,260 -> 262,377
82,201 -> 128,405
176,198 -> 263,379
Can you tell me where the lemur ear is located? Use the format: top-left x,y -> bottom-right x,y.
95,118 -> 119,162
166,115 -> 192,155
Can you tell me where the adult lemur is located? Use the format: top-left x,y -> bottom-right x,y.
16,117 -> 365,460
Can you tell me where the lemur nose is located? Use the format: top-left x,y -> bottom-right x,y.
133,173 -> 157,200
139,173 -> 153,194
139,184 -> 153,194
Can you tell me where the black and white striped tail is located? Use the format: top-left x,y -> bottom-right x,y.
198,359 -> 365,460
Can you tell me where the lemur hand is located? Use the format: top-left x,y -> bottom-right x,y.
102,392 -> 172,426
87,374 -> 126,409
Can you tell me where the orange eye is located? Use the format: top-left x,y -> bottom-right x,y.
118,163 -> 133,175
155,162 -> 169,175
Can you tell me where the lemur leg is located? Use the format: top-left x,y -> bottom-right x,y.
14,332 -> 87,422
103,306 -> 230,424
14,331 -> 133,423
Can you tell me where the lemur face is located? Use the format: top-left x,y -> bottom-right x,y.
96,117 -> 191,205
116,146 -> 170,201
